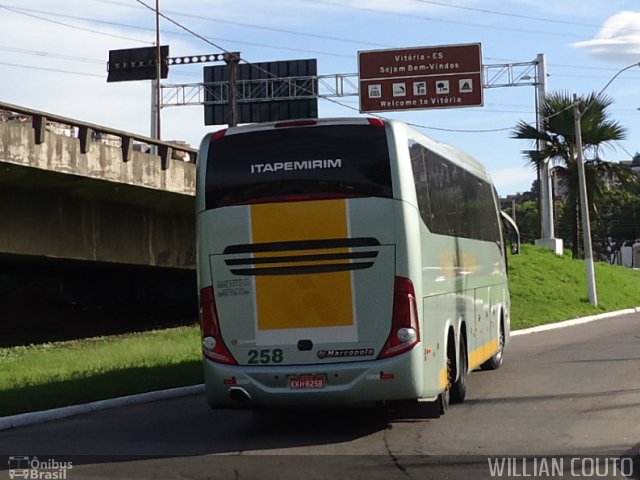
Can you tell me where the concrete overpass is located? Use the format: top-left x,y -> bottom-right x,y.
0,101 -> 198,270
0,101 -> 201,345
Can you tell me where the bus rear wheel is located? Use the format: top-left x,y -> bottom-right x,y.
420,364 -> 450,418
424,389 -> 448,418
481,322 -> 504,371
450,337 -> 467,404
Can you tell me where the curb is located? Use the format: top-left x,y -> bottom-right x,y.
0,384 -> 205,432
1,307 -> 639,432
511,306 -> 640,336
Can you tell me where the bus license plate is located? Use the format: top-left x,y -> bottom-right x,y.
288,375 -> 326,389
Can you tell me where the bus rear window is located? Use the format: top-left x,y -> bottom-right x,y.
205,124 -> 392,209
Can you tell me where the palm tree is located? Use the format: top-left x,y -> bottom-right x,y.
512,91 -> 637,258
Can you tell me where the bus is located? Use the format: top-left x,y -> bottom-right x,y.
196,117 -> 511,415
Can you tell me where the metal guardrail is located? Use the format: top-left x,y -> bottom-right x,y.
0,101 -> 198,169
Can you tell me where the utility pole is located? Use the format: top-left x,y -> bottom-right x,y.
573,94 -> 598,306
534,53 -> 563,255
149,0 -> 162,155
154,0 -> 162,140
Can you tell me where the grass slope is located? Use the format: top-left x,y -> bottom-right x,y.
1,245 -> 639,416
509,244 -> 640,329
0,327 -> 202,416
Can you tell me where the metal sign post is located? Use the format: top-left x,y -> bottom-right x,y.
225,52 -> 241,127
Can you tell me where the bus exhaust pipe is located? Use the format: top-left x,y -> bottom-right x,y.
229,386 -> 252,402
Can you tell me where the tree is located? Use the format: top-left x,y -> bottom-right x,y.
511,200 -> 540,244
511,91 -> 637,258
592,186 -> 640,255
503,182 -> 542,242
632,152 -> 640,167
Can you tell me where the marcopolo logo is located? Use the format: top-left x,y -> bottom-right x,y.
8,456 -> 73,479
317,348 -> 374,359
250,159 -> 342,174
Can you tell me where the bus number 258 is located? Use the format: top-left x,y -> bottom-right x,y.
248,349 -> 284,364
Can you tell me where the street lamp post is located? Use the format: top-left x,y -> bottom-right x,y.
568,61 -> 640,305
572,95 -> 598,306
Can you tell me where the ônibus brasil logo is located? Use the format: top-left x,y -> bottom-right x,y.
8,456 -> 73,479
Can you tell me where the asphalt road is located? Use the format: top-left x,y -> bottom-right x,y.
1,313 -> 639,479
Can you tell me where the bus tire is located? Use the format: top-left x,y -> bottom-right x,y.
450,337 -> 467,404
481,321 -> 504,371
437,390 -> 448,415
421,391 -> 448,418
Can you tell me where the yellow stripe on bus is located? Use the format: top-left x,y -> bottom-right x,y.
439,367 -> 448,390
468,338 -> 499,370
250,200 -> 354,331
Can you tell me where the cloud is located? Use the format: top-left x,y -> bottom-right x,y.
572,11 -> 640,64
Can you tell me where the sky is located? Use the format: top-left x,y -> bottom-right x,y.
0,0 -> 639,196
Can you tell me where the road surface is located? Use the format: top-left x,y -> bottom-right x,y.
1,313 -> 638,479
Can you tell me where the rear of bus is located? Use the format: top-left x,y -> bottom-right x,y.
196,118 -> 424,408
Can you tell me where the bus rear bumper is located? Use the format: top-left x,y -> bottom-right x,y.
203,349 -> 424,409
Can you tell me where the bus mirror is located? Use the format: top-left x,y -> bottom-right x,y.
500,210 -> 520,256
511,233 -> 519,255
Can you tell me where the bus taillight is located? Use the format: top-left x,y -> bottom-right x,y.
378,277 -> 420,359
199,287 -> 237,365
212,129 -> 228,142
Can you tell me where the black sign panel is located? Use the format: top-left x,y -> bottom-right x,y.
107,46 -> 169,82
204,59 -> 318,125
